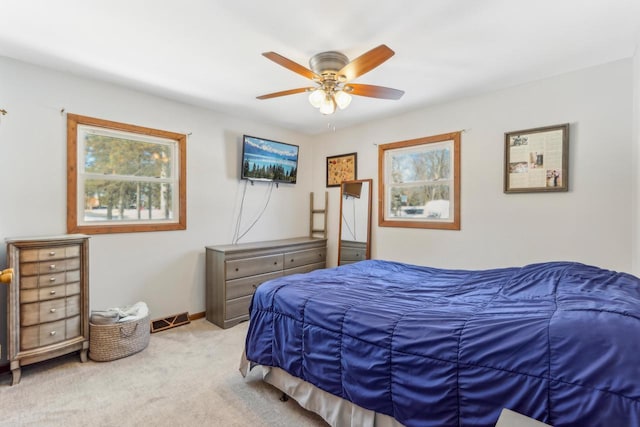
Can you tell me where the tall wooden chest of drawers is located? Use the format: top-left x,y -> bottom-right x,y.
205,237 -> 327,329
6,234 -> 90,385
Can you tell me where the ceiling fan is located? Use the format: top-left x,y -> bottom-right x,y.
257,44 -> 404,115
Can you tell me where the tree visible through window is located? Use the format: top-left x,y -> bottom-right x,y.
67,114 -> 186,234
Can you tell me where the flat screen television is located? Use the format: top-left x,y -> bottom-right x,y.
241,135 -> 299,184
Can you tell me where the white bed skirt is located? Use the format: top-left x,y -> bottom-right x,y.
240,352 -> 404,427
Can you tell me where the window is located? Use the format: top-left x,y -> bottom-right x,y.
378,131 -> 460,230
67,114 -> 186,234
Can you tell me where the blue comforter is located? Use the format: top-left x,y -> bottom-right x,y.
244,260 -> 640,426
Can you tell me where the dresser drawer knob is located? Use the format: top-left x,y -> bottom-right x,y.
49,251 -> 56,256
50,290 -> 56,295
50,308 -> 57,313
50,331 -> 56,336
273,261 -> 278,265
49,277 -> 56,282
290,258 -> 294,262
49,264 -> 56,270
235,268 -> 239,272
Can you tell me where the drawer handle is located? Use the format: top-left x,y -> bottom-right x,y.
50,308 -> 57,313
235,268 -> 239,272
49,251 -> 56,256
50,290 -> 56,295
50,330 -> 56,336
290,258 -> 294,262
273,261 -> 278,265
49,264 -> 56,270
49,277 -> 56,282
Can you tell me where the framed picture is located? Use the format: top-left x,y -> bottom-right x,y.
326,152 -> 357,187
504,123 -> 569,193
378,131 -> 461,230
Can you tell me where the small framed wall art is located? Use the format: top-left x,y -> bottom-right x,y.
504,123 -> 569,193
326,152 -> 357,187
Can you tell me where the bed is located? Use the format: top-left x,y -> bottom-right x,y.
242,260 -> 640,426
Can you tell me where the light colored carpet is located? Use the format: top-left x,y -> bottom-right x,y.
0,319 -> 328,427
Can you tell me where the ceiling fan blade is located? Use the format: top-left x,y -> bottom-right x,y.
346,83 -> 404,100
338,44 -> 395,81
262,52 -> 320,81
256,87 -> 311,100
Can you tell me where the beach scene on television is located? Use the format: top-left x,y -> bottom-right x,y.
242,136 -> 298,183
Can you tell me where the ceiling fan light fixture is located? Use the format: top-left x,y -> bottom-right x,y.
334,90 -> 352,110
308,89 -> 324,108
319,93 -> 336,115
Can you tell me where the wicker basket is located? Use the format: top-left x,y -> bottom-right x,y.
89,315 -> 150,362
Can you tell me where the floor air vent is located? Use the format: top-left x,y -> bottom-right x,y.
151,312 -> 191,333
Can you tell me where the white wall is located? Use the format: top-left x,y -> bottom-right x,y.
0,57 -> 313,336
314,59 -> 634,272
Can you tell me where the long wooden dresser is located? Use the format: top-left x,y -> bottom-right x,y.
6,234 -> 90,385
205,237 -> 327,329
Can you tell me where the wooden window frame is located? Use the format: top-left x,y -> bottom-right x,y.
67,114 -> 187,234
378,131 -> 461,230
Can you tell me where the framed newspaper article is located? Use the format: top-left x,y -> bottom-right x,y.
504,123 -> 569,193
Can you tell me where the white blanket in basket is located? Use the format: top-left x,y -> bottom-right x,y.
91,301 -> 149,325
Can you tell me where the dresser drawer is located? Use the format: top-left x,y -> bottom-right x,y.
226,271 -> 283,300
226,254 -> 284,280
25,282 -> 80,302
19,269 -> 80,290
284,261 -> 326,276
225,295 -> 253,320
20,294 -> 80,327
20,257 -> 81,276
20,319 -> 67,350
20,272 -> 66,290
340,246 -> 366,262
285,247 -> 326,269
21,284 -> 66,303
21,298 -> 67,326
19,245 -> 80,263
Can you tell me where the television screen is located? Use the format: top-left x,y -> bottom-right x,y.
241,135 -> 298,183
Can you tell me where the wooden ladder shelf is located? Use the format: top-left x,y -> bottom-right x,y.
310,192 -> 328,239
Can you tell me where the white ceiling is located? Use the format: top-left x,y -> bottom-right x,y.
1,1 -> 639,135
